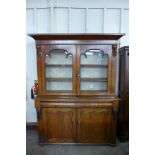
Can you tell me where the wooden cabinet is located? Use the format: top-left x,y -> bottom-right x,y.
36,100 -> 118,144
29,34 -> 124,145
118,46 -> 129,141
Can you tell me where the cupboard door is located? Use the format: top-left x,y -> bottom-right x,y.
42,107 -> 76,143
43,45 -> 76,95
77,107 -> 112,143
77,45 -> 112,95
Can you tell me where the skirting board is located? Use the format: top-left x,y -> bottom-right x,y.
26,122 -> 37,130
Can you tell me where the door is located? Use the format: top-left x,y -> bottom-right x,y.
77,107 -> 113,143
77,45 -> 112,95
42,107 -> 76,143
42,45 -> 76,95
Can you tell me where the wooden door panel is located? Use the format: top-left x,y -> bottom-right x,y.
77,108 -> 112,143
42,108 -> 76,143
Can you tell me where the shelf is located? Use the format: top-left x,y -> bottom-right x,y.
45,64 -> 108,68
46,90 -> 72,92
81,78 -> 108,82
81,90 -> 107,92
46,77 -> 107,82
45,64 -> 72,67
81,64 -> 108,68
46,78 -> 72,82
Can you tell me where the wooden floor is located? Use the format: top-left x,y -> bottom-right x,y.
26,130 -> 129,155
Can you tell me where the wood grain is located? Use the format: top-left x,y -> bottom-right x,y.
29,34 -> 123,144
77,107 -> 112,143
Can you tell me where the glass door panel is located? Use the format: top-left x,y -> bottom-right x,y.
81,67 -> 108,78
46,67 -> 72,78
80,82 -> 107,91
45,49 -> 73,92
81,51 -> 108,65
46,81 -> 72,91
80,49 -> 109,93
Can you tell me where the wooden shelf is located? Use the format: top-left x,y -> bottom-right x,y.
81,90 -> 107,92
81,64 -> 108,68
46,78 -> 107,82
46,90 -> 72,92
81,78 -> 108,82
45,64 -> 72,67
45,64 -> 108,68
46,78 -> 72,82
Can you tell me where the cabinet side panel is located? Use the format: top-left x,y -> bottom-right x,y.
118,47 -> 129,141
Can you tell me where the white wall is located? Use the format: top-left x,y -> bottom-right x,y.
26,0 -> 129,122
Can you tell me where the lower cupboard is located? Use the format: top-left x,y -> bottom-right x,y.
37,101 -> 119,145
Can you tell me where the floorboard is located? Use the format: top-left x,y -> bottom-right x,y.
26,130 -> 129,155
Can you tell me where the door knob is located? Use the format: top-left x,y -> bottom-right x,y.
77,120 -> 81,125
73,74 -> 80,77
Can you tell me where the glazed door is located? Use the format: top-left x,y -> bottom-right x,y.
77,45 -> 112,95
77,107 -> 113,143
42,107 -> 76,143
43,45 -> 76,95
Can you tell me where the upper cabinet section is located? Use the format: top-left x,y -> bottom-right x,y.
29,34 -> 124,96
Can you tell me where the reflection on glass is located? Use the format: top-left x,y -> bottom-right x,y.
81,68 -> 108,78
46,82 -> 72,91
45,50 -> 72,64
81,82 -> 107,91
81,52 -> 108,65
46,67 -> 72,78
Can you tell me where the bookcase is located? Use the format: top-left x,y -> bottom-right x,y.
29,33 -> 124,145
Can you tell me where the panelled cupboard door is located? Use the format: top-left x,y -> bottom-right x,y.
42,45 -> 76,95
77,107 -> 112,143
76,45 -> 112,95
42,108 -> 76,143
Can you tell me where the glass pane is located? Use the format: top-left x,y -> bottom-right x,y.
80,51 -> 108,92
45,49 -> 73,92
46,81 -> 72,91
45,51 -> 72,64
46,67 -> 72,78
81,67 -> 108,78
81,52 -> 108,65
81,82 -> 107,91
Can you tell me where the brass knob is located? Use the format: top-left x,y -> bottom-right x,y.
73,74 -> 80,77
77,120 -> 81,125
